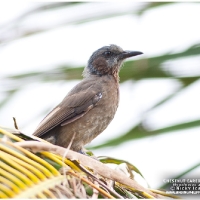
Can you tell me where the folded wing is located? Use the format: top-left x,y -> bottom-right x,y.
33,86 -> 102,137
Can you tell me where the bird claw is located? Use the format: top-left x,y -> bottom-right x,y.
78,149 -> 99,161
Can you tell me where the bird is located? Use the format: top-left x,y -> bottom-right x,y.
33,44 -> 142,153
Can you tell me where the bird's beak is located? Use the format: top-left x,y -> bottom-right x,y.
119,51 -> 143,60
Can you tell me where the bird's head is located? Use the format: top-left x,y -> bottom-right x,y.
83,44 -> 143,77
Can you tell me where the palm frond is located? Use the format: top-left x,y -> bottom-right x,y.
0,127 -> 178,199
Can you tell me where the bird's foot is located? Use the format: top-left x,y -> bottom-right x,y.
78,149 -> 99,161
78,149 -> 88,155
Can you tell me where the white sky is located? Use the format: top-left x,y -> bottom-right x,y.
0,2 -> 200,190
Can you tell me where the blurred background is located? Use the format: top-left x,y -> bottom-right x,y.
0,1 -> 200,193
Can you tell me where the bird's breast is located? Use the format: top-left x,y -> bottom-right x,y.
55,75 -> 119,151
85,75 -> 119,137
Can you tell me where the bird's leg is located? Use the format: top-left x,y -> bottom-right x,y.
45,135 -> 56,144
78,148 -> 99,161
78,149 -> 88,155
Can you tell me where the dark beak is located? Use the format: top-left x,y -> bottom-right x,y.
119,51 -> 143,60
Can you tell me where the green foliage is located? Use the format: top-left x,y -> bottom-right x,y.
0,2 -> 200,191
1,128 -> 175,199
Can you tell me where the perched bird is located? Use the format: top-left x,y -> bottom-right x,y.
33,45 -> 142,152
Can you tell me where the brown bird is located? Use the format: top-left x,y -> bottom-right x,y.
33,44 -> 142,153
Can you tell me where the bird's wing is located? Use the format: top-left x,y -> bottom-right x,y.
33,87 -> 102,137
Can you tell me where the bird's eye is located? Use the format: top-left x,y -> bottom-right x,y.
104,51 -> 112,57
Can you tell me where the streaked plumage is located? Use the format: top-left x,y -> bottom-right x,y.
33,45 -> 142,152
